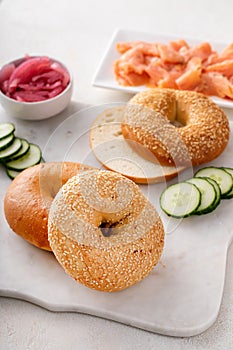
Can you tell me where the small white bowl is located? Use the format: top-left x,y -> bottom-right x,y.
0,56 -> 73,120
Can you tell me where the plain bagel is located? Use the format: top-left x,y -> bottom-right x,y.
4,162 -> 93,251
121,88 -> 230,166
48,169 -> 164,292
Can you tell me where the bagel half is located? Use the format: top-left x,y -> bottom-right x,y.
90,106 -> 185,184
48,169 -> 165,291
122,88 -> 230,167
4,162 -> 93,251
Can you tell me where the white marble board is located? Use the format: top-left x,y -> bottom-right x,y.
0,104 -> 233,337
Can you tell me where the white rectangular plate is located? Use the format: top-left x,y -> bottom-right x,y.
0,104 -> 233,337
92,28 -> 233,109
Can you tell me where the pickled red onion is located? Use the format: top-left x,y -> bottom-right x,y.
0,56 -> 70,102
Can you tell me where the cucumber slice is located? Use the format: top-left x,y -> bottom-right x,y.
0,123 -> 15,140
195,166 -> 233,198
0,137 -> 22,161
0,133 -> 14,151
6,168 -> 21,180
160,182 -> 201,218
6,154 -> 45,179
205,177 -> 221,208
222,167 -> 233,199
5,138 -> 30,161
6,143 -> 42,170
186,177 -> 217,215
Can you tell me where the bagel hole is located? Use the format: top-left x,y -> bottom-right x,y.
173,102 -> 188,127
170,119 -> 184,128
99,215 -> 129,237
99,221 -> 118,237
99,212 -> 132,237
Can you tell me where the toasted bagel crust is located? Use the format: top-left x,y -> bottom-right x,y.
4,162 -> 93,251
122,89 -> 230,166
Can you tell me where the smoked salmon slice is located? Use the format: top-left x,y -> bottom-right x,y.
205,59 -> 233,77
114,39 -> 233,100
176,57 -> 202,90
201,72 -> 233,99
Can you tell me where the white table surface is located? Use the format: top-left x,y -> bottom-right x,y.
0,0 -> 233,349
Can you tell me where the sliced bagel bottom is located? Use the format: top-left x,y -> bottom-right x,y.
90,106 -> 186,184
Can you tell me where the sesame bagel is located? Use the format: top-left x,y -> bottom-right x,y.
48,169 -> 164,292
90,106 -> 186,184
4,162 -> 93,251
121,88 -> 230,166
